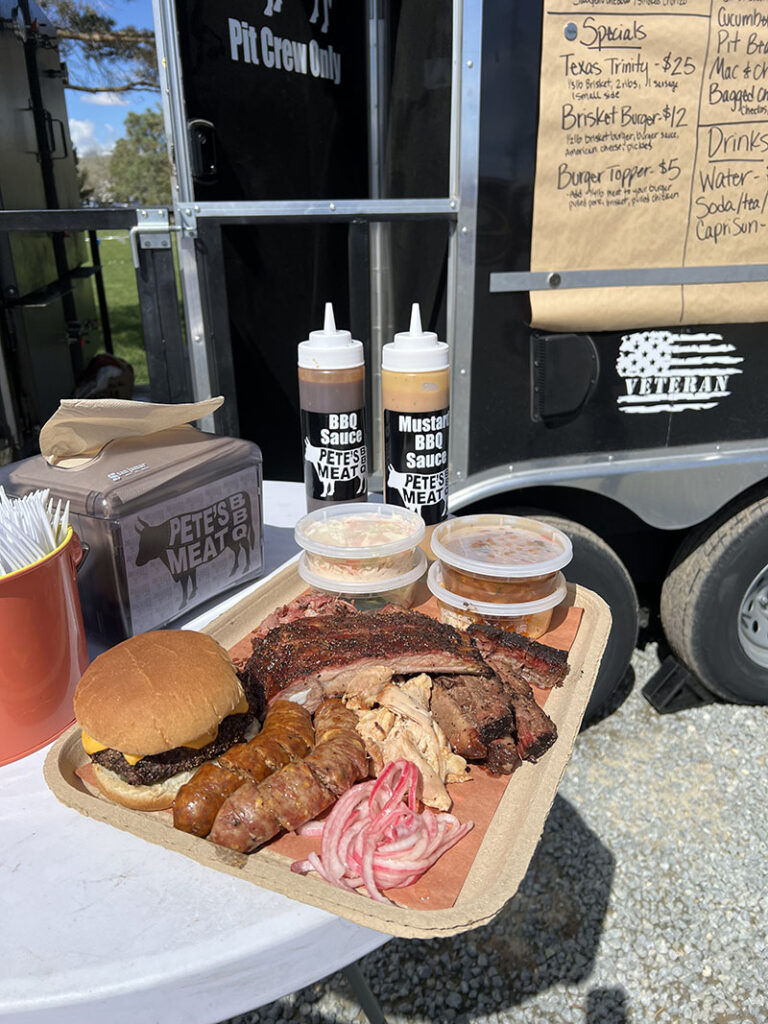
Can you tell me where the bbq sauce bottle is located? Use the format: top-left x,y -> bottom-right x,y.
298,303 -> 367,512
382,303 -> 450,527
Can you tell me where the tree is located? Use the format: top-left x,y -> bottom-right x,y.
40,1 -> 158,95
78,152 -> 116,204
109,109 -> 172,205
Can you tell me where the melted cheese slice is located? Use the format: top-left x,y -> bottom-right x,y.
80,693 -> 248,764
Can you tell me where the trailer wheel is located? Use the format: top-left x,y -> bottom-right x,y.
534,516 -> 639,721
660,494 -> 768,704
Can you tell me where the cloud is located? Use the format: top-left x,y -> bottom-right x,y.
68,119 -> 114,155
81,92 -> 130,107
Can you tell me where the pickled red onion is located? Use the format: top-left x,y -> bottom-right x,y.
291,759 -> 473,903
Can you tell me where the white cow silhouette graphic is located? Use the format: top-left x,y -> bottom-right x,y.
387,464 -> 446,518
263,0 -> 332,33
305,438 -> 365,499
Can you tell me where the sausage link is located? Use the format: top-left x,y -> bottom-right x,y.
208,699 -> 368,853
259,722 -> 313,760
262,699 -> 315,746
175,700 -> 314,840
313,698 -> 359,742
172,762 -> 244,837
222,699 -> 315,776
208,781 -> 282,853
219,741 -> 271,782
258,761 -> 335,831
304,737 -> 367,797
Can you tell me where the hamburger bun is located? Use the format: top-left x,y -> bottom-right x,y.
90,764 -> 196,811
74,630 -> 248,810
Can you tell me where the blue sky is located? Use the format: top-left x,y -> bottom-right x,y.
66,0 -> 159,155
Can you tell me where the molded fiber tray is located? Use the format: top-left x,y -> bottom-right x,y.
44,560 -> 610,939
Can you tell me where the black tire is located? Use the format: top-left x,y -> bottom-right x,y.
535,516 -> 639,720
660,494 -> 768,704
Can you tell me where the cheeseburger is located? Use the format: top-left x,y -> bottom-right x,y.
74,630 -> 254,810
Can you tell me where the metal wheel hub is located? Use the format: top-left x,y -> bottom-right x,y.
738,565 -> 768,668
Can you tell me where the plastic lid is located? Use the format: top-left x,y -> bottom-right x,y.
298,547 -> 427,595
430,514 -> 572,579
427,561 -> 567,615
382,303 -> 449,372
295,502 -> 425,558
298,303 -> 364,369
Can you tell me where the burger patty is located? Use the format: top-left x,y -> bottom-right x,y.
90,712 -> 252,786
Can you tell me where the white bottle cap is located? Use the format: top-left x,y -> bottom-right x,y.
382,303 -> 449,372
298,302 -> 364,369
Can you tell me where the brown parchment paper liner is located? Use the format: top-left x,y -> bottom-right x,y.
44,561 -> 611,938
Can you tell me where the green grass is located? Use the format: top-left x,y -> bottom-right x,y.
95,230 -> 149,386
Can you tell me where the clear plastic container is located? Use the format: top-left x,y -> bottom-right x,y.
427,560 -> 567,639
298,548 -> 427,610
430,513 -> 572,604
294,502 -> 425,584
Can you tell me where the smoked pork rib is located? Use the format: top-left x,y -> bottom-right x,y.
468,624 -> 568,689
245,610 -> 489,705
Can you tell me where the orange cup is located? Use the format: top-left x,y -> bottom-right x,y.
0,527 -> 89,766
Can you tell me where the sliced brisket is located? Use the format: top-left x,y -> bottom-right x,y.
505,683 -> 557,762
468,624 -> 568,689
430,674 -> 514,760
245,610 -> 489,705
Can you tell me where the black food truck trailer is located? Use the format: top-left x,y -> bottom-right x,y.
3,0 -> 768,720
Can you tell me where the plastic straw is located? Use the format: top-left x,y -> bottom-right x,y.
0,488 -> 71,580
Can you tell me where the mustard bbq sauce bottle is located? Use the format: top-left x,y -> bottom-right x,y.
298,303 -> 367,513
382,303 -> 450,528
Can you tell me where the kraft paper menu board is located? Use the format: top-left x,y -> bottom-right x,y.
44,563 -> 611,939
531,0 -> 768,331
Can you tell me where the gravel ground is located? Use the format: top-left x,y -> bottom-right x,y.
221,640 -> 768,1024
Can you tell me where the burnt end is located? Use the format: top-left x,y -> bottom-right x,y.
484,736 -> 523,776
430,674 -> 514,760
468,624 -> 568,689
246,609 -> 488,702
90,711 -> 252,786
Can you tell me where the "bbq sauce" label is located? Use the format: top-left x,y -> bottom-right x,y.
384,408 -> 449,525
301,409 -> 367,502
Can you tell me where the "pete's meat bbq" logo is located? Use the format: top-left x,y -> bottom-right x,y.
135,491 -> 255,608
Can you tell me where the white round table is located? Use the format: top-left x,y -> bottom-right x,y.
0,481 -> 390,1024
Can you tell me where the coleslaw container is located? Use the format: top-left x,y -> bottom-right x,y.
294,502 -> 426,584
427,560 -> 567,638
298,547 -> 428,609
430,513 -> 572,605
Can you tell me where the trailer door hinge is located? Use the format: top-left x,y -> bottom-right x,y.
130,208 -> 179,269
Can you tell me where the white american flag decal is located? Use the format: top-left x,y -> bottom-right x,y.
615,330 -> 744,414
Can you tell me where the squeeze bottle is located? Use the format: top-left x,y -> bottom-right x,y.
382,303 -> 450,526
298,303 -> 367,512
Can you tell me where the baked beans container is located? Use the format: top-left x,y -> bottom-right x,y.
430,513 -> 572,604
427,560 -> 567,638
